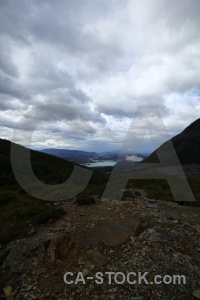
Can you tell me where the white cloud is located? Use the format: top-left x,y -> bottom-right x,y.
126,155 -> 143,162
0,0 -> 200,152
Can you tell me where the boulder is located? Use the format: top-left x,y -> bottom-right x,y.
86,218 -> 130,247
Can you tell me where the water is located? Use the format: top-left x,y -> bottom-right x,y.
82,154 -> 145,167
83,160 -> 117,167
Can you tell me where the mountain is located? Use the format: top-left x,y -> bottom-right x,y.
40,149 -> 146,165
115,118 -> 200,171
99,150 -> 119,155
40,148 -> 100,163
143,118 -> 200,166
0,138 -> 108,243
111,119 -> 200,205
40,149 -> 123,164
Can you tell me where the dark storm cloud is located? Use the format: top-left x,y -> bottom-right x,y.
0,0 -> 106,134
0,0 -> 123,69
0,72 -> 28,100
0,44 -> 18,77
0,0 -> 200,151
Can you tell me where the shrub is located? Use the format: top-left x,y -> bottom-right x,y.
135,191 -> 141,196
75,196 -> 95,205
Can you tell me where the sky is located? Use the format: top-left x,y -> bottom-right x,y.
0,0 -> 200,153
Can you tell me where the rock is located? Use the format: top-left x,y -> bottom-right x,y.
82,268 -> 90,276
46,233 -> 79,262
86,218 -> 130,247
111,200 -> 122,206
89,264 -> 95,270
26,228 -> 36,236
127,201 -> 142,208
4,184 -> 200,300
148,228 -> 156,234
3,285 -> 12,297
2,238 -> 43,272
192,288 -> 200,299
35,267 -> 47,275
27,285 -> 33,292
119,213 -> 125,219
32,262 -> 38,268
168,215 -> 177,221
149,232 -> 171,243
144,202 -> 158,208
135,216 -> 153,236
149,250 -> 164,261
49,227 -> 64,233
87,249 -> 107,266
147,199 -> 157,203
192,225 -> 200,232
172,254 -> 182,265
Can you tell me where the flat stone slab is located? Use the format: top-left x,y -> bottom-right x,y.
144,202 -> 158,208
149,232 -> 171,243
86,218 -> 131,247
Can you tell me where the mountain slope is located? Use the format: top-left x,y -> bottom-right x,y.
0,139 -> 81,187
112,119 -> 200,204
143,118 -> 200,165
0,138 -> 108,243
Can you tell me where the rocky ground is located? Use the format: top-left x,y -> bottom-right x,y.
1,190 -> 200,300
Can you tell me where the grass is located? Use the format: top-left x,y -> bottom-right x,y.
0,190 -> 65,244
0,138 -> 109,244
127,177 -> 200,205
1,137 -> 200,244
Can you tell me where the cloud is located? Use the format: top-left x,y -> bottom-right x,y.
126,155 -> 143,162
0,0 -> 200,152
0,39 -> 19,77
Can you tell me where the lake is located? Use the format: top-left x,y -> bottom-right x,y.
82,160 -> 117,167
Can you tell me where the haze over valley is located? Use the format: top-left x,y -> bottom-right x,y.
40,148 -> 146,166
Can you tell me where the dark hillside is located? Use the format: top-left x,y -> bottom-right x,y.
0,139 -> 108,243
143,118 -> 200,165
113,119 -> 200,205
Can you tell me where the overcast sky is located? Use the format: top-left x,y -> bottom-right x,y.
0,0 -> 200,153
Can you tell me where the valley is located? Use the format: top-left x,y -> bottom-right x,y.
1,119 -> 200,299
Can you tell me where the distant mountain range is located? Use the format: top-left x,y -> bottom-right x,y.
40,148 -> 100,163
40,149 -> 146,164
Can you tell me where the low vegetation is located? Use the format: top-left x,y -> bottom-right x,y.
75,195 -> 96,205
0,138 -> 108,244
1,137 -> 200,244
